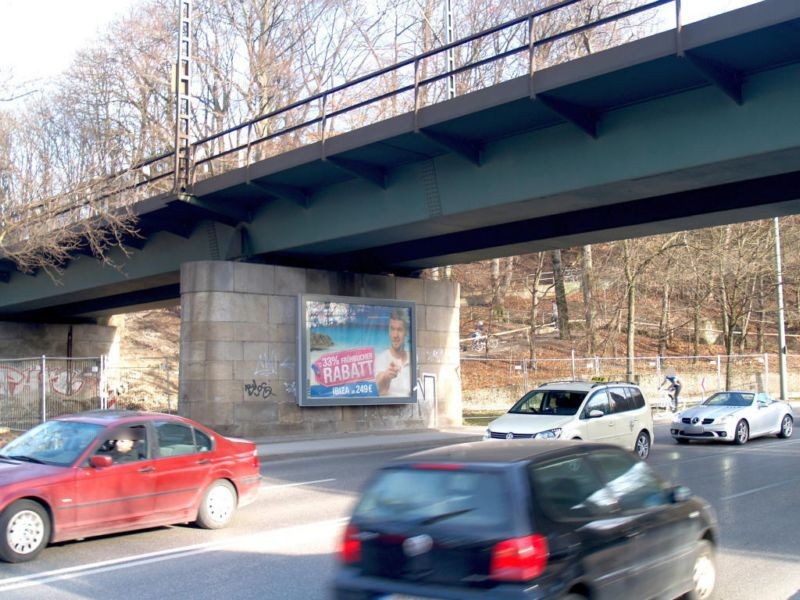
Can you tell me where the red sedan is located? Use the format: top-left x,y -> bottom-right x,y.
0,410 -> 261,562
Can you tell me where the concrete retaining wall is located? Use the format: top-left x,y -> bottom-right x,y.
179,261 -> 462,438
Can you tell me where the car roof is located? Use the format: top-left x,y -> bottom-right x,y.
534,380 -> 638,392
390,439 -> 623,466
55,410 -> 188,427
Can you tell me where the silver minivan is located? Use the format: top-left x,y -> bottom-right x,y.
484,380 -> 655,459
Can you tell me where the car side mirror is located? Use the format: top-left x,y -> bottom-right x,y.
90,455 -> 113,468
670,485 -> 691,503
588,409 -> 604,419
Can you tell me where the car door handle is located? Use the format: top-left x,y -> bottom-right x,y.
138,466 -> 155,473
196,458 -> 211,465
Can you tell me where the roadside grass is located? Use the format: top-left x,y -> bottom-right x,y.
463,411 -> 504,426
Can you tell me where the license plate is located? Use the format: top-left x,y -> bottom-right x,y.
683,425 -> 703,434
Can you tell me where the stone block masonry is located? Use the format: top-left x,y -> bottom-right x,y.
180,261 -> 462,438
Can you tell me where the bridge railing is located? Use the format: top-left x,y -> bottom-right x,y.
6,0 -> 679,245
188,0 -> 674,185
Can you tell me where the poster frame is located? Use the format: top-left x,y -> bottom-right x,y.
297,294 -> 417,407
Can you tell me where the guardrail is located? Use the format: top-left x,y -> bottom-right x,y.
5,0 -> 681,242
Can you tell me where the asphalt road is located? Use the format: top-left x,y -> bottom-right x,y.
1,425 -> 799,599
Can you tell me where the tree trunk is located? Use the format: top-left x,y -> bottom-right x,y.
623,240 -> 635,381
757,275 -> 765,353
692,301 -> 701,361
627,283 -> 636,382
551,249 -> 570,339
580,245 -> 595,355
658,281 -> 669,358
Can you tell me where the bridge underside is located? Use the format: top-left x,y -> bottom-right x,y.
2,0 -> 800,322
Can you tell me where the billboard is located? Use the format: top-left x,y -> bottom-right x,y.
298,295 -> 416,406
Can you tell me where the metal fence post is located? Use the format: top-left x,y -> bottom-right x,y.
100,354 -> 107,409
571,349 -> 576,379
763,352 -> 769,395
40,355 -> 47,423
716,355 -> 722,390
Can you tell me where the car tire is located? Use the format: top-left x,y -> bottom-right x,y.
635,430 -> 651,460
734,420 -> 749,445
683,540 -> 716,600
196,479 -> 237,529
0,499 -> 50,563
777,415 -> 793,439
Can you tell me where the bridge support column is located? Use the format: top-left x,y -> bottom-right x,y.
179,261 -> 462,438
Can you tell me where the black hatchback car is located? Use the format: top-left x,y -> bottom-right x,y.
333,440 -> 717,600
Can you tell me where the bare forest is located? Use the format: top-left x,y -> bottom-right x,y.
1,1 -> 798,405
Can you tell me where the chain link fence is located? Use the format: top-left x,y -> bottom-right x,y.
0,356 -> 176,432
462,352 -> 800,412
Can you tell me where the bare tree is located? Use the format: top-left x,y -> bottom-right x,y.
621,234 -> 684,381
551,249 -> 571,340
580,244 -> 595,354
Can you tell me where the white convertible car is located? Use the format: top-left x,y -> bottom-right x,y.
671,391 -> 794,445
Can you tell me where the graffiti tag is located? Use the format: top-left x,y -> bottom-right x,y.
244,379 -> 273,398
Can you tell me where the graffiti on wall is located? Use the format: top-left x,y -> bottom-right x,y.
244,380 -> 273,398
0,364 -> 99,399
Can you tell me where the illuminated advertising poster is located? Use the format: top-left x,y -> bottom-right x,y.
298,295 -> 416,406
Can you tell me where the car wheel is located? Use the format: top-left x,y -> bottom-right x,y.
0,500 -> 50,563
777,415 -> 793,439
635,430 -> 651,460
734,420 -> 749,445
196,479 -> 237,529
683,540 -> 716,600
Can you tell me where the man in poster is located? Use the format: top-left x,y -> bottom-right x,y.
375,308 -> 411,396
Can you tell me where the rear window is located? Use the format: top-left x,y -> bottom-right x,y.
354,467 -> 511,529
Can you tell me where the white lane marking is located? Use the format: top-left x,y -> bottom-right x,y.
720,476 -> 800,501
259,478 -> 336,492
0,518 -> 347,593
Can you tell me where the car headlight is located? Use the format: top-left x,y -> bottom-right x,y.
534,428 -> 562,439
483,428 -> 492,440
716,415 -> 732,424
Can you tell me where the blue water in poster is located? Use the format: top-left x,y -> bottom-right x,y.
305,301 -> 413,400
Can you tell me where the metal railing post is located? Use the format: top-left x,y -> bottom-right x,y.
528,14 -> 536,98
675,0 -> 684,57
40,355 -> 47,423
99,354 -> 107,409
571,349 -> 576,379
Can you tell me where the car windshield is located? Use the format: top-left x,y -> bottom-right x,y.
354,467 -> 511,530
509,389 -> 586,416
0,420 -> 103,467
702,392 -> 754,407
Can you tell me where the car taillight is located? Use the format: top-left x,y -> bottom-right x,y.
489,534 -> 548,582
339,523 -> 361,564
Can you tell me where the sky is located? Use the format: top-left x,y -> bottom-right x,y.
0,0 -> 139,83
0,0 -> 764,85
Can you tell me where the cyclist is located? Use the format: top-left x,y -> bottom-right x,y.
660,372 -> 682,412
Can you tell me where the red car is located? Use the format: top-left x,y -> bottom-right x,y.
0,410 -> 261,562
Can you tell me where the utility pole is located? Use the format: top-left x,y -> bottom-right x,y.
174,0 -> 192,193
445,0 -> 455,100
774,217 -> 788,400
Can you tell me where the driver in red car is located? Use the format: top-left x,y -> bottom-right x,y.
102,429 -> 146,464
